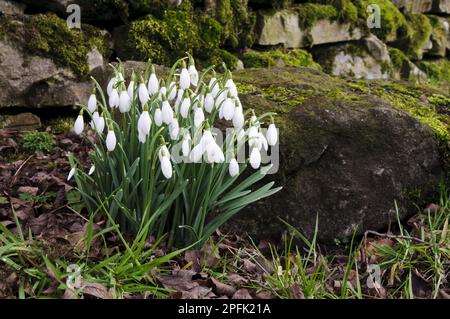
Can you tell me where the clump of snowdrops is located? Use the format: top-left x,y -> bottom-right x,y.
68,56 -> 281,247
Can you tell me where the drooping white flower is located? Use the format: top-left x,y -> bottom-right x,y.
258,132 -> 268,151
225,78 -> 238,97
94,115 -> 105,134
182,134 -> 191,157
180,67 -> 190,90
249,147 -> 261,169
194,107 -> 205,128
248,126 -> 259,148
154,108 -> 163,127
188,64 -> 198,87
158,145 -> 170,161
222,98 -> 235,121
174,89 -> 184,113
237,128 -> 245,142
190,143 -> 204,163
74,115 -> 84,135
208,77 -> 220,97
67,167 -> 76,181
138,83 -> 149,106
148,73 -> 159,96
204,93 -> 214,113
206,142 -> 224,163
158,86 -> 167,101
107,77 -> 116,96
127,81 -> 135,99
161,100 -> 174,125
119,91 -> 131,113
168,82 -> 177,101
232,107 -> 244,128
266,123 -> 278,146
109,89 -> 119,108
160,156 -> 172,179
179,96 -> 190,119
87,94 -> 97,113
169,118 -> 179,140
88,165 -> 95,176
106,130 -> 117,152
229,158 -> 239,177
200,130 -> 215,148
137,111 -> 151,143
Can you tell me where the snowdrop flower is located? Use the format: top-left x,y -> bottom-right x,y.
237,128 -> 245,142
208,77 -> 220,97
158,85 -> 167,101
266,123 -> 278,146
248,126 -> 259,149
200,130 -> 215,148
188,64 -> 198,87
168,82 -> 177,101
249,147 -> 261,169
106,130 -> 117,152
109,89 -> 119,108
180,62 -> 190,90
88,165 -> 95,176
67,167 -> 76,181
206,142 -> 224,163
159,145 -> 172,179
190,143 -> 204,163
162,100 -> 174,125
127,80 -> 135,99
119,90 -> 131,113
232,107 -> 244,128
154,108 -> 163,127
180,95 -> 190,119
169,118 -> 179,140
148,72 -> 159,96
87,93 -> 97,113
138,83 -> 149,106
204,92 -> 214,113
93,114 -> 105,134
74,114 -> 84,135
225,76 -> 238,98
258,132 -> 269,151
174,88 -> 184,112
194,107 -> 205,128
138,111 -> 151,143
182,133 -> 191,157
107,77 -> 116,96
229,158 -> 239,177
160,156 -> 172,179
222,97 -> 235,121
216,89 -> 228,109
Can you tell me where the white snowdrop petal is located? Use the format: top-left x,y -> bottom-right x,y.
148,73 -> 159,96
138,83 -> 149,106
119,91 -> 131,113
180,68 -> 190,90
88,165 -> 95,176
267,124 -> 278,146
162,101 -> 174,124
160,156 -> 173,179
188,65 -> 198,87
67,167 -> 76,181
127,81 -> 135,99
249,147 -> 261,169
229,158 -> 239,177
106,130 -> 117,152
74,115 -> 84,135
154,109 -> 163,127
87,94 -> 97,113
109,89 -> 119,108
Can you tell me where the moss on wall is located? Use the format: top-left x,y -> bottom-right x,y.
242,49 -> 322,69
1,13 -> 110,76
417,59 -> 450,84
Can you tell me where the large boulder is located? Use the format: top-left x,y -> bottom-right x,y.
0,12 -> 110,108
226,67 -> 447,242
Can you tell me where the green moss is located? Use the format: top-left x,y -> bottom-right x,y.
242,49 -> 321,69
248,0 -> 291,9
293,3 -> 338,30
356,0 -> 409,42
22,131 -> 55,154
21,14 -> 109,76
322,0 -> 359,24
403,14 -> 432,60
389,48 -> 410,70
46,117 -> 73,133
428,16 -> 448,56
417,60 -> 450,84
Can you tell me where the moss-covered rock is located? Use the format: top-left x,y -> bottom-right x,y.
225,66 -> 447,242
417,59 -> 450,84
242,48 -> 321,69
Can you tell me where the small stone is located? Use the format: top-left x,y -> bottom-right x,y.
2,113 -> 41,131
